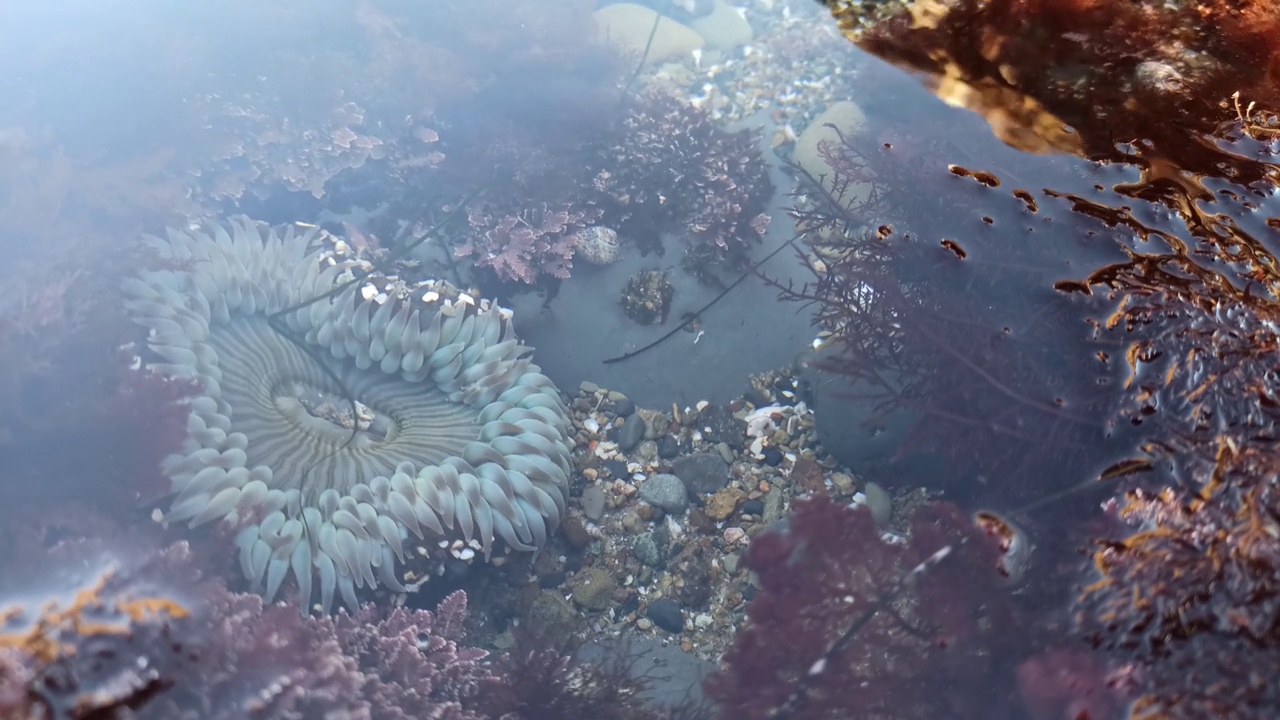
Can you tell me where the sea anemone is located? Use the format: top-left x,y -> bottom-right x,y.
122,217 -> 572,613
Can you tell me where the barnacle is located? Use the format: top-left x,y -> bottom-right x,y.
123,218 -> 572,613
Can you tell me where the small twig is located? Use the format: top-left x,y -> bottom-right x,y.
619,0 -> 675,103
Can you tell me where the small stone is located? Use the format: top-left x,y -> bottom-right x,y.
593,4 -> 704,65
831,472 -> 856,495
539,570 -> 567,589
705,486 -> 745,521
637,617 -> 653,630
579,381 -> 600,395
723,553 -> 740,575
687,507 -> 715,534
621,509 -> 647,534
715,442 -> 735,465
694,613 -> 714,629
581,485 -> 607,521
790,458 -> 825,493
570,567 -> 617,611
760,446 -> 783,466
561,516 -> 592,550
639,473 -> 688,513
740,499 -> 764,516
633,532 -> 666,567
744,387 -> 771,408
608,390 -> 628,402
689,0 -> 754,49
613,398 -> 636,417
619,413 -> 646,452
657,436 -> 680,459
636,440 -> 659,462
636,409 -> 670,439
671,452 -> 730,496
762,487 -> 785,525
646,598 -> 684,633
864,481 -> 894,526
671,539 -> 716,606
697,404 -> 747,449
525,591 -> 581,639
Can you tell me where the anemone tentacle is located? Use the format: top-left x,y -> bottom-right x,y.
125,217 -> 572,613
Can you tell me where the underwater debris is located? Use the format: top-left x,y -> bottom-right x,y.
621,269 -> 676,326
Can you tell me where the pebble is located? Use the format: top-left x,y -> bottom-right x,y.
539,570 -> 567,589
657,436 -> 680,459
760,446 -> 783,466
705,486 -> 745,520
671,452 -> 730,496
744,387 -> 772,407
636,409 -> 670,439
613,397 -> 636,416
633,532 -> 666,567
694,613 -> 714,629
561,516 -> 593,550
639,473 -> 689,513
715,441 -> 735,465
697,403 -> 747,449
619,413 -> 647,451
762,487 -> 785,525
723,553 -> 740,574
863,481 -> 894,526
526,591 -> 581,639
581,485 -> 607,521
580,381 -> 600,395
637,617 -> 653,630
570,567 -> 617,611
646,598 -> 684,633
740,498 -> 764,516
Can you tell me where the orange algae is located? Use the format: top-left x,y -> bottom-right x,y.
0,568 -> 188,665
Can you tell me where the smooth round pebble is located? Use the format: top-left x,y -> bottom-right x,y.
671,452 -> 730,495
633,532 -> 666,567
619,413 -> 647,451
646,598 -> 684,633
581,485 -> 607,521
760,446 -> 783,466
863,481 -> 893,526
639,473 -> 688,513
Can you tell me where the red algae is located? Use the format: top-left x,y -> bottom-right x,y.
806,0 -> 1280,716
